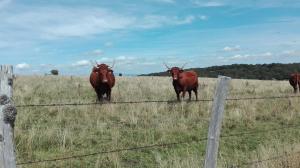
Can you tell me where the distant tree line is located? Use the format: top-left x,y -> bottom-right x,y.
140,63 -> 300,80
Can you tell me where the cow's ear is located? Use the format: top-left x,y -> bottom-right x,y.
167,70 -> 171,73
179,69 -> 184,73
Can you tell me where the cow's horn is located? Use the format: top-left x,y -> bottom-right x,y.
90,60 -> 97,67
110,60 -> 116,69
181,62 -> 188,69
163,62 -> 170,70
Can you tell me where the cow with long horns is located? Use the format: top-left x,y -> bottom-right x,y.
289,73 -> 300,93
90,62 -> 115,101
164,63 -> 198,101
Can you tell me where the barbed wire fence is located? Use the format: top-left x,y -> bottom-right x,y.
15,95 -> 300,108
13,81 -> 300,167
2,66 -> 300,167
16,123 -> 300,166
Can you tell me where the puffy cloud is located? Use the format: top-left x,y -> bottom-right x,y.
0,7 -> 198,40
116,56 -> 135,61
223,45 -> 240,52
151,0 -> 175,3
191,1 -> 224,7
16,63 -> 30,69
137,15 -> 196,29
229,54 -> 250,60
228,52 -> 273,60
261,52 -> 273,57
72,60 -> 91,67
199,15 -> 208,20
104,42 -> 113,47
191,0 -> 300,8
85,49 -> 104,56
281,50 -> 300,57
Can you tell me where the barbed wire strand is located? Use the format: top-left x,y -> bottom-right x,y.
17,137 -> 207,165
220,123 -> 300,139
16,123 -> 300,165
15,99 -> 213,108
226,95 -> 300,101
14,95 -> 300,108
231,151 -> 300,167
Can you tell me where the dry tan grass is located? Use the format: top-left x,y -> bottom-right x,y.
13,76 -> 300,168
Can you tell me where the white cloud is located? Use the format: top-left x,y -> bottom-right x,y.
190,0 -> 300,8
85,49 -> 104,56
261,52 -> 272,57
192,1 -> 224,7
104,42 -> 113,47
281,50 -> 300,57
229,54 -> 250,60
115,56 -> 137,65
0,6 -> 198,41
223,45 -> 240,52
141,62 -> 157,65
1,7 -> 135,39
137,15 -> 196,29
228,52 -> 273,61
16,63 -> 30,69
199,15 -> 208,20
151,0 -> 175,3
72,60 -> 91,67
97,57 -> 111,62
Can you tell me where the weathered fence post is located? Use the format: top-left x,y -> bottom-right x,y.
0,65 -> 17,168
204,75 -> 231,168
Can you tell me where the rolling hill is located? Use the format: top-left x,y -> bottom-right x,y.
141,63 -> 300,80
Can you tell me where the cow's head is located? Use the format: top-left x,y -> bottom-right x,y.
93,63 -> 113,83
168,67 -> 183,81
164,62 -> 186,81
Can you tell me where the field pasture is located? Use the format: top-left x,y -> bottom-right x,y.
13,76 -> 300,168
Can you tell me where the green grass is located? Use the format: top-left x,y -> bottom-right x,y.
13,76 -> 300,167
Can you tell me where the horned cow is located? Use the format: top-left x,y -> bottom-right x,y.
164,63 -> 198,101
90,63 -> 115,101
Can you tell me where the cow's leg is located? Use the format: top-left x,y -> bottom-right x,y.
188,90 -> 192,101
107,89 -> 111,101
293,85 -> 298,94
98,94 -> 104,102
96,90 -> 103,102
176,90 -> 180,101
193,88 -> 198,100
182,87 -> 187,99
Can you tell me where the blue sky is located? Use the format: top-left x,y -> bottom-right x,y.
1,0 -> 300,75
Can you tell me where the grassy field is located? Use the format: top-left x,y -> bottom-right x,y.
13,76 -> 300,168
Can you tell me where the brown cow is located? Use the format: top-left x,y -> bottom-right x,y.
289,73 -> 300,93
90,63 -> 115,101
165,63 -> 198,101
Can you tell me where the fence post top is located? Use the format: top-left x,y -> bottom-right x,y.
217,75 -> 231,80
0,65 -> 13,69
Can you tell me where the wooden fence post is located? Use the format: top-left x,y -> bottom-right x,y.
204,75 -> 231,168
0,65 -> 17,168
